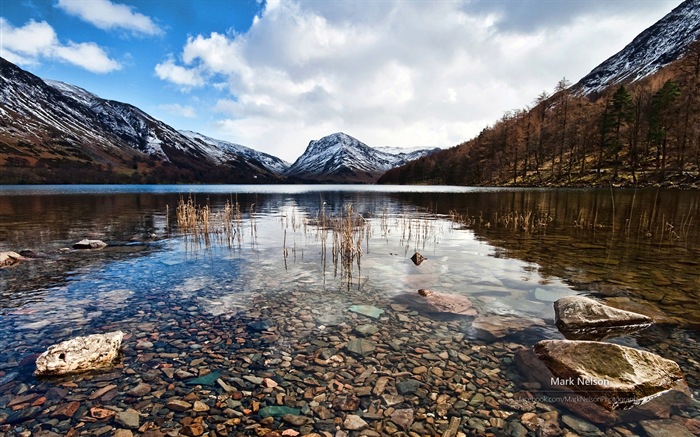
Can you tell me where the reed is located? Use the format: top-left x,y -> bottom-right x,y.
174,195 -> 245,250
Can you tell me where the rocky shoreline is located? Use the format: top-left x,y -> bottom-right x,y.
2,234 -> 700,437
2,279 -> 699,437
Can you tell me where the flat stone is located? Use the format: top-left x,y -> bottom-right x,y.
345,339 -> 376,355
554,296 -> 653,340
390,408 -> 414,430
243,375 -> 264,384
333,395 -> 360,412
5,407 -> 41,424
180,423 -> 205,437
443,417 -> 461,437
35,331 -> 124,376
115,409 -> 140,429
354,324 -> 379,337
247,320 -> 273,331
396,379 -> 420,395
469,393 -> 485,406
534,340 -> 684,410
90,384 -> 118,400
417,289 -> 476,315
412,366 -> 428,375
50,401 -> 81,419
126,382 -> 151,397
561,415 -> 602,436
348,305 -> 385,319
282,414 -> 312,426
382,394 -> 404,406
640,419 -> 694,437
113,431 -> 133,437
166,399 -> 192,412
472,315 -> 545,341
259,405 -> 300,418
186,371 -> 222,386
343,414 -> 368,430
192,401 -> 210,412
90,407 -> 116,419
0,372 -> 18,386
72,239 -> 107,249
135,340 -> 153,349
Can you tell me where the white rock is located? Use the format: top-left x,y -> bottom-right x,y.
72,239 -> 107,249
0,251 -> 23,266
35,331 -> 124,376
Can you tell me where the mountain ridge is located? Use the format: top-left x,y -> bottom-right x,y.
0,58 -> 436,184
0,57 -> 286,183
285,132 -> 440,183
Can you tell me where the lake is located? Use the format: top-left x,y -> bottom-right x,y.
0,184 -> 699,435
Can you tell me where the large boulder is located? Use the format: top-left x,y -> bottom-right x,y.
0,251 -> 24,267
533,340 -> 684,411
72,239 -> 108,249
554,295 -> 652,340
472,315 -> 545,341
514,347 -> 693,425
35,331 -> 124,376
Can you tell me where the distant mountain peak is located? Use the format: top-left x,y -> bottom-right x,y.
285,132 -> 439,183
577,0 -> 700,94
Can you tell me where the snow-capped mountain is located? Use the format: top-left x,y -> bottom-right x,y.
180,130 -> 289,174
0,57 -> 284,183
577,0 -> 700,95
284,132 -> 439,183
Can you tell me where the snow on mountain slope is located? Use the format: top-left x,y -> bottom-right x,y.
577,0 -> 700,94
180,131 -> 290,173
45,81 -> 288,174
0,57 -> 288,184
285,132 -> 439,183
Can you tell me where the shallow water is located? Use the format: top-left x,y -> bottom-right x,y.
0,184 -> 699,435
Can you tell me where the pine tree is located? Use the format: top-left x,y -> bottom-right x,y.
648,80 -> 680,174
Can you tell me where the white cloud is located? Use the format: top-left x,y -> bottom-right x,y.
155,0 -> 682,162
53,41 -> 121,73
57,0 -> 162,36
154,57 -> 205,88
159,103 -> 197,118
0,18 -> 121,73
0,18 -> 56,56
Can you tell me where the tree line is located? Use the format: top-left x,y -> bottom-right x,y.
379,42 -> 700,187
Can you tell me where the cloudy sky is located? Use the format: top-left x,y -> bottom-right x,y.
1,0 -> 683,162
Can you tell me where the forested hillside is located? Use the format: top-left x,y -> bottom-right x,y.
379,42 -> 700,188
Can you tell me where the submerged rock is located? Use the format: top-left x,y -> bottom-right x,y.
640,419 -> 695,437
348,304 -> 384,319
0,251 -> 23,267
35,331 -> 124,376
345,338 -> 376,355
472,315 -> 545,341
533,340 -> 684,411
72,239 -> 108,249
554,295 -> 652,340
416,289 -> 476,315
